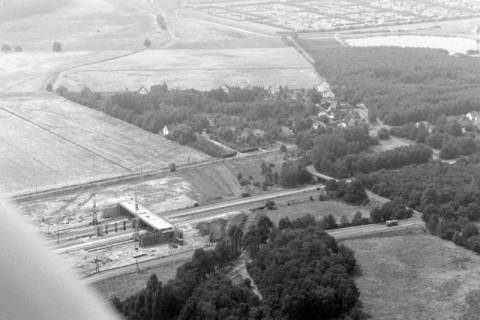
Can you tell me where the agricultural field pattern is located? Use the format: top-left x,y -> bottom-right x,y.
0,96 -> 208,196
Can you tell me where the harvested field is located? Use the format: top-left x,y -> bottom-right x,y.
0,95 -> 208,196
55,48 -> 321,91
344,233 -> 480,320
165,8 -> 282,49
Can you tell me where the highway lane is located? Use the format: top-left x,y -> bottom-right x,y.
165,184 -> 324,221
329,218 -> 424,240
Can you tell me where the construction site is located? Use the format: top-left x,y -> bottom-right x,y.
31,162 -> 330,277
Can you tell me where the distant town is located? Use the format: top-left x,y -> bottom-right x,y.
191,0 -> 480,32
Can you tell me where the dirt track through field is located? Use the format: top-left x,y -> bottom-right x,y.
47,49 -> 147,91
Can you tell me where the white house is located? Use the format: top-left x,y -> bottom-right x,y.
466,112 -> 480,122
137,86 -> 149,95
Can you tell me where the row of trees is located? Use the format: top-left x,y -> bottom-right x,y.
279,211 -> 371,231
1,42 -> 61,52
278,198 -> 412,231
300,43 -> 480,126
1,44 -> 22,52
335,144 -> 433,177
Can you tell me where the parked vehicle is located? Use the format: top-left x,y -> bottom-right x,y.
386,220 -> 399,227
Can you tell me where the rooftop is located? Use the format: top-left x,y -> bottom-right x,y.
119,200 -> 173,231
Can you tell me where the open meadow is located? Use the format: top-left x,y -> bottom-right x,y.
371,136 -> 413,153
0,95 -> 208,196
344,233 -> 480,320
55,47 -> 321,91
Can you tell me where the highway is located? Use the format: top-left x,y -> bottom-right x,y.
165,184 -> 324,223
328,218 -> 423,240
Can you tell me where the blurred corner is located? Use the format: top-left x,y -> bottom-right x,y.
0,198 -> 122,320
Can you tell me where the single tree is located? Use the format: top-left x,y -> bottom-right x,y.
1,44 -> 12,53
52,41 -> 62,52
144,38 -> 151,48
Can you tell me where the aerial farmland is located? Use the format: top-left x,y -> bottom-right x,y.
0,95 -> 208,196
55,47 -> 321,91
4,0 -> 480,319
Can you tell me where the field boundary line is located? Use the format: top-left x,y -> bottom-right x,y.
0,106 -> 133,172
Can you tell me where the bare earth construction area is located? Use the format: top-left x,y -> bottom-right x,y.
0,95 -> 208,196
55,48 -> 321,91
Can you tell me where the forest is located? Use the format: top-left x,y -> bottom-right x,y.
357,159 -> 480,253
310,125 -> 433,178
300,42 -> 480,126
113,216 -> 366,320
